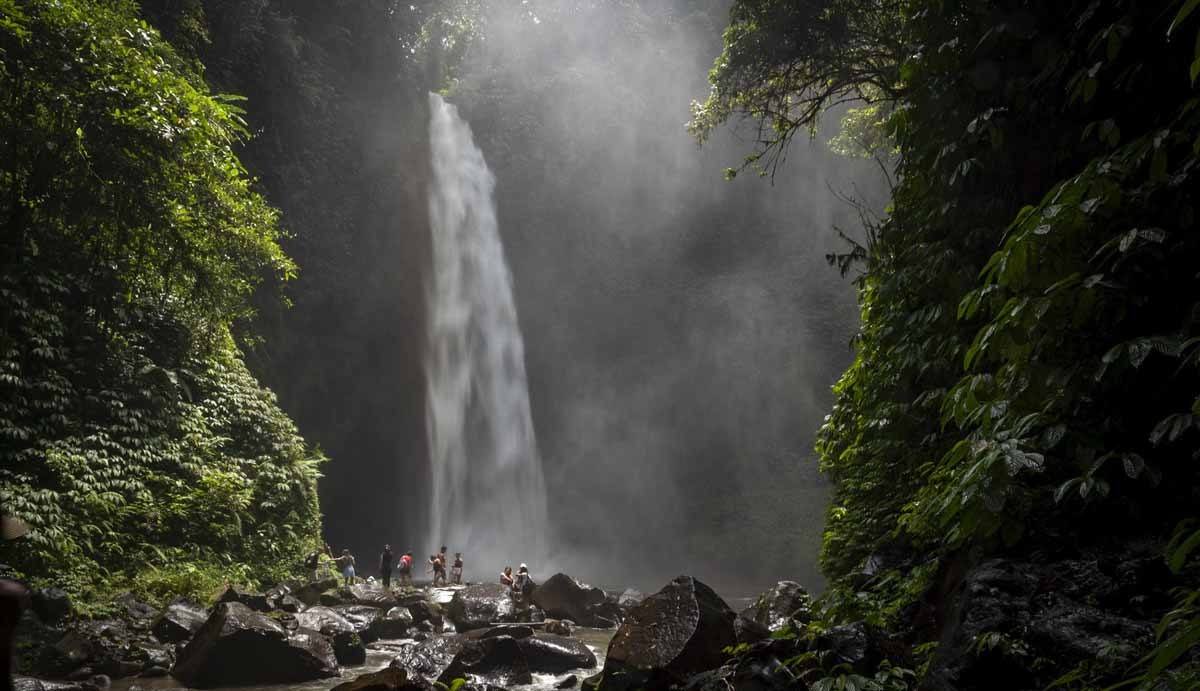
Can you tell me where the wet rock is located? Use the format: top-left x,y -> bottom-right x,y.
733,615 -> 769,644
517,634 -> 597,673
599,575 -> 736,690
31,587 -> 72,624
369,606 -> 415,640
544,619 -> 573,636
447,584 -> 519,631
295,577 -> 339,606
465,624 -> 534,640
217,586 -> 272,613
1027,603 -> 1151,667
339,583 -> 399,609
172,602 -> 338,687
407,600 -> 445,631
582,600 -> 623,629
46,619 -> 144,678
819,622 -> 874,670
556,674 -> 579,689
392,634 -> 532,687
391,634 -> 465,682
531,574 -> 607,626
140,666 -> 169,677
336,605 -> 384,635
580,672 -> 603,691
113,594 -> 157,626
12,677 -> 101,691
331,666 -> 434,691
151,601 -> 206,644
738,581 -> 812,632
296,605 -> 367,665
616,589 -> 644,610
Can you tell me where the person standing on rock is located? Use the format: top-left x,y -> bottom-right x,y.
399,551 -> 414,587
514,564 -> 534,600
500,566 -> 514,590
338,549 -> 356,585
0,510 -> 29,691
379,544 -> 394,590
451,552 -> 464,584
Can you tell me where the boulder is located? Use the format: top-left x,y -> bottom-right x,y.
369,606 -> 415,640
392,634 -> 532,687
599,575 -> 736,690
582,600 -> 623,628
544,619 -> 573,636
517,634 -> 597,673
733,615 -> 770,645
531,574 -> 607,625
331,667 -> 434,691
447,583 -> 519,631
31,587 -> 72,624
295,577 -> 340,606
151,601 -> 206,644
339,583 -> 399,609
335,605 -> 384,637
407,600 -> 445,631
557,674 -> 579,689
113,593 -> 157,625
738,581 -> 812,632
172,602 -> 338,687
217,586 -> 272,613
12,677 -> 101,691
46,619 -> 145,678
464,624 -> 534,640
296,605 -> 367,665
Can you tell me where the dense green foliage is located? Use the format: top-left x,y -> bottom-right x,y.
0,0 -> 322,607
140,0 -> 438,555
695,0 -> 1200,685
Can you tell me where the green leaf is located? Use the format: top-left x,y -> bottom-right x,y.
1168,0 -> 1200,36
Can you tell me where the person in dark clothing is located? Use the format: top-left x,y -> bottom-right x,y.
379,544 -> 394,590
1,510 -> 29,691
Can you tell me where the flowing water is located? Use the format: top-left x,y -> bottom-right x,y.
425,93 -> 549,575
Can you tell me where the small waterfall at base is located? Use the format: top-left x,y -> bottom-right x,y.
424,92 -> 548,578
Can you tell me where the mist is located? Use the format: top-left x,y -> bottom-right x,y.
440,0 -> 887,595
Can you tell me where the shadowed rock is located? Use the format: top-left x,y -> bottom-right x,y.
738,581 -> 812,632
296,605 -> 366,665
392,634 -> 533,687
172,602 -> 338,687
598,575 -> 736,690
517,634 -> 597,673
531,574 -> 606,625
151,601 -> 206,644
447,584 -> 519,631
330,667 -> 434,691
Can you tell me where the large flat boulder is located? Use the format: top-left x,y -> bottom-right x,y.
172,602 -> 338,687
531,574 -> 607,625
517,634 -> 597,673
447,583 -> 518,631
599,575 -> 736,690
338,583 -> 400,609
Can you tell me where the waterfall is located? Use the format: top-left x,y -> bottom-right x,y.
424,93 -> 548,578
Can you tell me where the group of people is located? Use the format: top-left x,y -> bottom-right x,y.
500,563 -> 534,597
426,545 -> 464,586
308,543 -> 466,589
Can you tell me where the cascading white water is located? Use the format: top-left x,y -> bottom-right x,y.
425,93 -> 548,577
